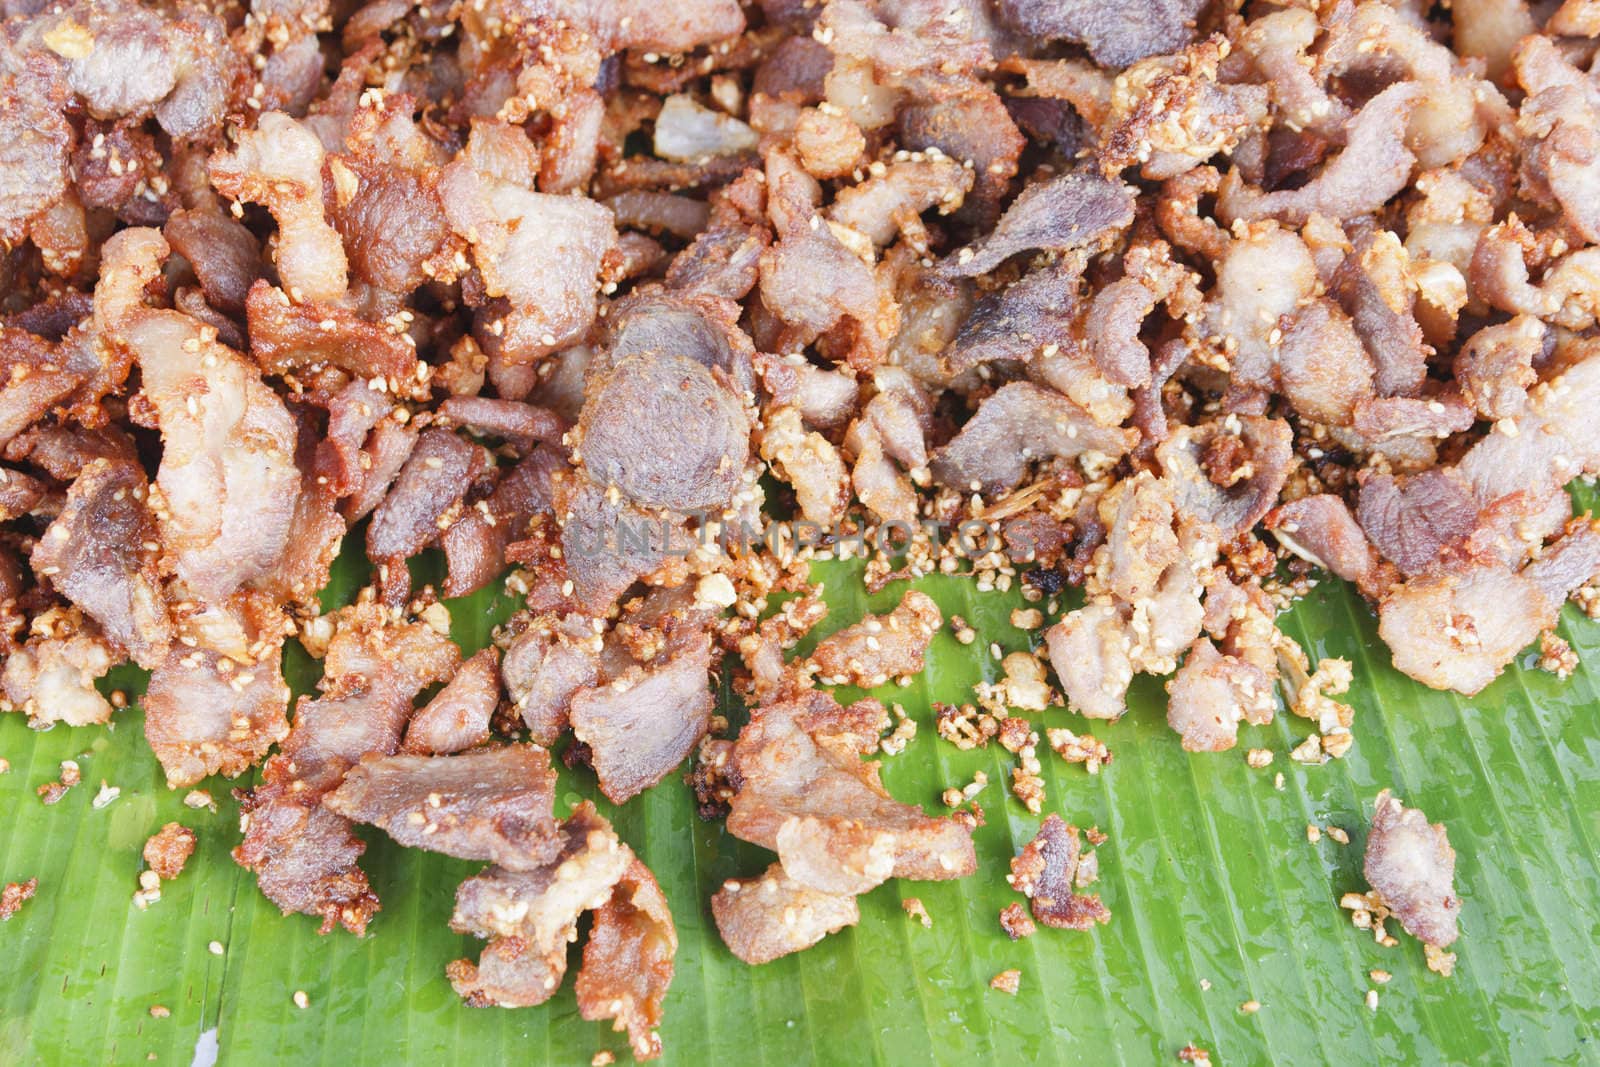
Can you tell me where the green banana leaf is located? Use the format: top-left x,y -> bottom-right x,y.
3,488 -> 1598,1066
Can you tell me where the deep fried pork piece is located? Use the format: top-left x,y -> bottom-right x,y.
995,0 -> 1207,68
726,691 -> 976,888
932,383 -> 1136,496
2,618 -> 116,728
143,638 -> 292,788
1007,815 -> 1110,930
447,803 -> 633,1008
31,458 -> 169,668
576,859 -> 678,1061
324,746 -> 560,869
807,589 -> 941,687
570,632 -> 715,804
403,648 -> 499,755
233,603 -> 458,934
711,863 -> 861,965
1165,639 -> 1274,753
1363,791 -> 1460,949
142,822 -> 197,881
943,170 -> 1135,277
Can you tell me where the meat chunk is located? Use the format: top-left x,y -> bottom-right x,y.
1165,639 -> 1274,753
1045,603 -> 1135,721
569,632 -> 715,804
2,625 -> 116,728
1267,495 -> 1383,597
807,589 -> 941,687
367,428 -> 483,602
578,353 -> 750,512
448,802 -> 631,1007
324,746 -> 560,869
233,603 -> 459,934
726,691 -> 976,884
31,458 -> 169,668
1007,815 -> 1110,930
711,863 -> 860,965
1357,470 -> 1479,578
932,383 -> 1136,496
576,858 -> 678,1061
502,618 -> 603,746
944,171 -> 1136,277
0,878 -> 38,921
1363,790 -> 1460,948
403,648 -> 499,755
996,0 -> 1206,68
143,643 -> 292,788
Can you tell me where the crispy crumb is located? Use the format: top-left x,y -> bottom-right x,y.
1365,989 -> 1379,1012
1306,824 -> 1321,843
935,702 -> 998,749
1245,748 -> 1273,769
92,781 -> 121,809
209,940 -> 226,956
1538,630 -> 1578,678
37,759 -> 82,805
1273,772 -> 1285,791
1325,826 -> 1350,845
1,878 -> 38,920
0,758 -> 10,775
1009,607 -> 1043,630
902,897 -> 932,928
1199,978 -> 1212,991
149,1005 -> 170,1019
989,969 -> 1021,995
1178,1045 -> 1212,1066
1239,999 -> 1261,1014
1425,943 -> 1457,977
183,790 -> 217,811
293,990 -> 310,1009
1290,734 -> 1325,764
999,902 -> 1036,940
1369,969 -> 1391,984
143,823 -> 197,881
1046,728 -> 1111,773
950,615 -> 977,645
591,1053 -> 616,1067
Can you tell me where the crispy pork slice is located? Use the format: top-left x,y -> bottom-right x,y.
807,589 -> 941,688
324,745 -> 560,870
1008,815 -> 1110,930
711,863 -> 861,965
943,170 -> 1135,277
576,858 -> 678,1061
449,803 -> 631,1007
31,458 -> 170,668
1363,790 -> 1461,948
932,383 -> 1136,496
2,624 -> 116,728
1164,639 -> 1274,753
403,648 -> 499,754
143,643 -> 291,787
570,632 -> 714,804
1044,603 -> 1135,721
502,617 -> 603,746
97,228 -> 301,604
233,603 -> 458,934
726,691 -> 976,885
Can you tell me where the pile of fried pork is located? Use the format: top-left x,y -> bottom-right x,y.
2,0 -> 1594,1056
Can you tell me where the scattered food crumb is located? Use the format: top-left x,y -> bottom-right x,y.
1365,989 -> 1379,1012
999,902 -> 1036,940
293,990 -> 310,1010
1306,824 -> 1321,844
934,702 -> 998,749
143,823 -> 197,881
1290,734 -> 1326,765
209,941 -> 225,956
92,781 -> 121,809
1199,978 -> 1212,992
1425,944 -> 1457,977
941,770 -> 989,808
1009,608 -> 1042,631
591,1053 -> 615,1067
1046,728 -> 1111,774
950,615 -> 976,645
1325,826 -> 1350,845
1245,748 -> 1273,769
37,760 -> 82,805
1273,773 -> 1286,791
1538,630 -> 1578,678
1178,1045 -> 1212,1065
149,1005 -> 170,1019
989,969 -> 1021,995
902,898 -> 932,928
1,878 -> 38,920
0,758 -> 10,775
183,790 -> 217,811
1369,969 -> 1391,984
1239,999 -> 1261,1014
